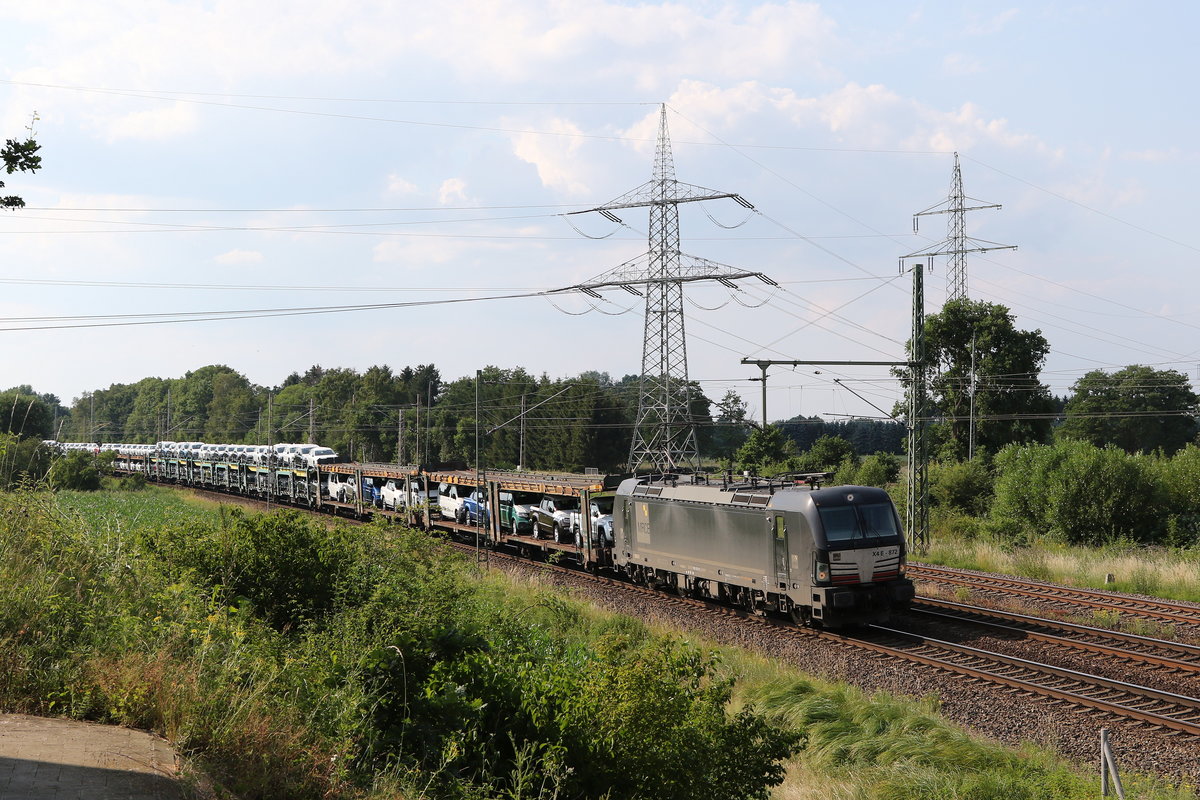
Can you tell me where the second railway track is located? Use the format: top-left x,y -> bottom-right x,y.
467,540 -> 1200,739
909,563 -> 1200,629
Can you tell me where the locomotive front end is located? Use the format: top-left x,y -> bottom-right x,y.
799,485 -> 915,627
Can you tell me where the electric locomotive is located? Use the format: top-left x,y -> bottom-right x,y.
612,475 -> 915,627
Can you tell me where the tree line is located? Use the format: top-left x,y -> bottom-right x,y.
5,298 -> 1194,488
4,366 -> 729,474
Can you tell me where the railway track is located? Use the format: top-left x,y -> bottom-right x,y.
908,598 -> 1200,674
850,624 -> 1200,737
467,541 -> 1200,739
909,563 -> 1200,628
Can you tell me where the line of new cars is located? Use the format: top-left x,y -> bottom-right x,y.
92,441 -> 341,469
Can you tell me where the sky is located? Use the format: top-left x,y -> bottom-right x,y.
3,1 -> 1199,427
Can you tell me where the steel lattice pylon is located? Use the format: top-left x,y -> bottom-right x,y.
631,110 -> 694,473
905,153 -> 1015,303
946,156 -> 968,300
563,106 -> 766,473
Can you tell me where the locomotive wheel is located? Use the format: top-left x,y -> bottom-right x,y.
789,605 -> 811,626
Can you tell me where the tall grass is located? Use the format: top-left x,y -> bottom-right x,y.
0,490 -> 349,797
923,523 -> 1200,604
500,574 -> 1197,800
2,488 -> 801,799
730,657 -> 1194,800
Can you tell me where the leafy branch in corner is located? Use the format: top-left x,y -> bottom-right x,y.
2,112 -> 42,209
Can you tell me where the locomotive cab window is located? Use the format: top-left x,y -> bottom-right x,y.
774,515 -> 786,540
818,503 -> 901,544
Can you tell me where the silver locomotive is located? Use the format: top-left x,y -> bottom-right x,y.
613,475 -> 915,627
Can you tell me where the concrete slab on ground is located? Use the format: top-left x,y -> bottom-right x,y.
0,714 -> 182,800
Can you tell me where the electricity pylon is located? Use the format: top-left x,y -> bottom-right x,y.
564,105 -> 772,473
905,153 -> 1015,302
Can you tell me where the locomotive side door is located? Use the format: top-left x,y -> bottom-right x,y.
620,498 -> 633,551
773,514 -> 789,589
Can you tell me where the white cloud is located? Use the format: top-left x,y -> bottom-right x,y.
214,249 -> 263,265
509,117 -> 590,195
265,1 -> 841,90
964,9 -> 1019,36
942,53 -> 982,76
374,239 -> 456,267
372,236 -> 511,269
772,82 -> 1047,155
438,178 -> 469,205
95,101 -> 198,142
1123,148 -> 1188,163
386,173 -> 418,195
5,1 -> 845,146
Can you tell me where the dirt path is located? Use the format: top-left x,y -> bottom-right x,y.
0,714 -> 184,799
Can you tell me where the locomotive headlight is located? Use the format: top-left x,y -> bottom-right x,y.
814,561 -> 831,585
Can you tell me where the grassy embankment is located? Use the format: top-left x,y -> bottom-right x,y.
920,526 -> 1200,604
0,485 -> 1193,800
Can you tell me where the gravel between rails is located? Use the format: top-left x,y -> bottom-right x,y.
893,610 -> 1200,700
497,558 -> 1200,783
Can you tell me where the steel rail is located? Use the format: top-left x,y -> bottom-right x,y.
908,600 -> 1200,673
478,543 -> 1200,738
909,564 -> 1200,626
848,626 -> 1200,736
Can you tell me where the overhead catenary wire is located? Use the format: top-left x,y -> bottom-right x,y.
11,87 -> 1199,424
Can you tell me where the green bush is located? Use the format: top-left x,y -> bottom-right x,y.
991,441 -> 1163,545
1159,445 -> 1200,513
929,458 -> 993,516
141,508 -> 358,629
47,450 -> 111,491
990,443 -> 1068,539
855,452 -> 901,487
793,435 -> 856,473
363,629 -> 799,800
0,433 -> 53,489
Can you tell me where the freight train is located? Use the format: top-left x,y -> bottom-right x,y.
55,440 -> 915,628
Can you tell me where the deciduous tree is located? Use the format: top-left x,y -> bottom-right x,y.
1057,365 -> 1197,455
922,299 -> 1054,460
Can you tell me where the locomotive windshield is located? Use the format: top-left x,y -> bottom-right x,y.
817,502 -> 901,545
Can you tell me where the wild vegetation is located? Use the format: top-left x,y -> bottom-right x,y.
890,440 -> 1200,603
0,485 -> 799,799
1,486 -> 1193,799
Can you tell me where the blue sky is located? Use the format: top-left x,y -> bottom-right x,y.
3,1 -> 1198,425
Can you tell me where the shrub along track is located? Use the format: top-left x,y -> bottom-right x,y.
178,487 -> 1200,781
